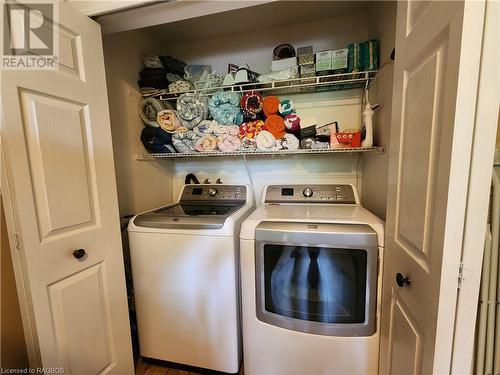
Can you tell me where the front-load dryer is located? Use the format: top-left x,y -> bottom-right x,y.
128,184 -> 254,373
239,184 -> 384,375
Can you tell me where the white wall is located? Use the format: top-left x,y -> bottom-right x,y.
103,29 -> 174,216
104,5 -> 392,216
360,1 -> 397,220
157,10 -> 375,202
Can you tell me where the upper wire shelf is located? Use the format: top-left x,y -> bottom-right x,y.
137,146 -> 385,160
143,70 -> 378,101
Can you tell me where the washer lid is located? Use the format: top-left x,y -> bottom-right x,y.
133,202 -> 245,229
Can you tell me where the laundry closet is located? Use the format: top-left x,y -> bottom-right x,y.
100,1 -> 394,220
1,1 -> 496,374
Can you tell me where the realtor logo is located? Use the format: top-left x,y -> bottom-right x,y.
1,0 -> 58,69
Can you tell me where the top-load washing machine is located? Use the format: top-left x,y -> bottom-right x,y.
128,184 -> 253,374
240,184 -> 384,375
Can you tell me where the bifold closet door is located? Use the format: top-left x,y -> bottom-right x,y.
1,2 -> 134,374
380,1 -> 486,375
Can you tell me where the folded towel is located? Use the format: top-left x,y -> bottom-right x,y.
240,91 -> 263,121
140,68 -> 166,78
177,93 -> 209,129
263,96 -> 280,117
172,130 -> 200,153
277,133 -> 300,150
208,92 -> 244,125
218,133 -> 242,152
264,115 -> 286,139
157,110 -> 186,133
255,130 -> 276,150
195,135 -> 218,152
139,98 -> 166,127
279,99 -> 295,116
240,137 -> 257,151
284,113 -> 301,132
142,55 -> 163,69
140,127 -> 175,153
169,80 -> 192,93
239,120 -> 264,139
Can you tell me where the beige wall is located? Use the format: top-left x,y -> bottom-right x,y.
103,29 -> 174,217
1,197 -> 28,369
360,1 -> 397,220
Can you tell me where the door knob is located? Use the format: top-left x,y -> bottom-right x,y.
73,249 -> 86,260
396,273 -> 411,287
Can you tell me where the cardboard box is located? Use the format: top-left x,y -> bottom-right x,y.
315,51 -> 332,72
298,54 -> 314,65
300,64 -> 315,76
332,48 -> 348,72
271,57 -> 298,72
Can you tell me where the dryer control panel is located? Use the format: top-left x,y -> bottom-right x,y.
180,185 -> 247,202
265,184 -> 357,204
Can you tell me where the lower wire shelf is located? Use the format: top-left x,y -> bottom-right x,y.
136,146 -> 385,160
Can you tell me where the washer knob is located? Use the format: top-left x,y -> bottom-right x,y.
208,188 -> 218,197
303,188 -> 313,198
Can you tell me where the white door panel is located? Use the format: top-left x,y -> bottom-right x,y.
1,3 -> 133,374
380,1 -> 485,374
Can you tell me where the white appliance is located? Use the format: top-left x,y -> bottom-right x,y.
128,184 -> 254,373
240,184 -> 384,375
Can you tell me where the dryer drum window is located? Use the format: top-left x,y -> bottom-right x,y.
263,245 -> 367,324
254,222 -> 378,337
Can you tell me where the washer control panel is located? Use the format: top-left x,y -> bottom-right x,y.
265,184 -> 356,204
181,185 -> 247,201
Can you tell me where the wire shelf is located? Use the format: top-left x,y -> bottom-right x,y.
137,146 -> 385,160
141,70 -> 377,100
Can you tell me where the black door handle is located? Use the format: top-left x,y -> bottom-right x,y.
73,249 -> 86,260
396,273 -> 411,287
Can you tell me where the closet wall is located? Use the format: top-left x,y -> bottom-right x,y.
102,2 -> 393,213
360,1 -> 396,219
103,28 -> 173,216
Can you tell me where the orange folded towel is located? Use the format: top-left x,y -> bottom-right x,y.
264,114 -> 286,139
263,96 -> 280,117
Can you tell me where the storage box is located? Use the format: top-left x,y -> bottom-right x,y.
271,57 -> 298,72
297,46 -> 313,55
332,48 -> 348,73
298,53 -> 314,65
315,51 -> 332,72
299,117 -> 317,138
299,64 -> 315,76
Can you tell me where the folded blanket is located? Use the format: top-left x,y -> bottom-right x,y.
157,110 -> 186,133
177,93 -> 209,129
279,99 -> 295,116
159,55 -> 187,77
172,130 -> 200,153
255,130 -> 276,150
142,55 -> 163,69
139,98 -> 166,127
140,68 -> 166,78
195,134 -> 218,152
218,133 -> 242,152
263,115 -> 286,139
140,127 -> 175,153
193,120 -> 227,137
208,92 -> 244,125
277,133 -> 300,150
239,120 -> 264,139
284,113 -> 301,132
263,96 -> 280,117
240,91 -> 263,121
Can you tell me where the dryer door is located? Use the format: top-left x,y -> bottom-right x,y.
255,222 -> 378,337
